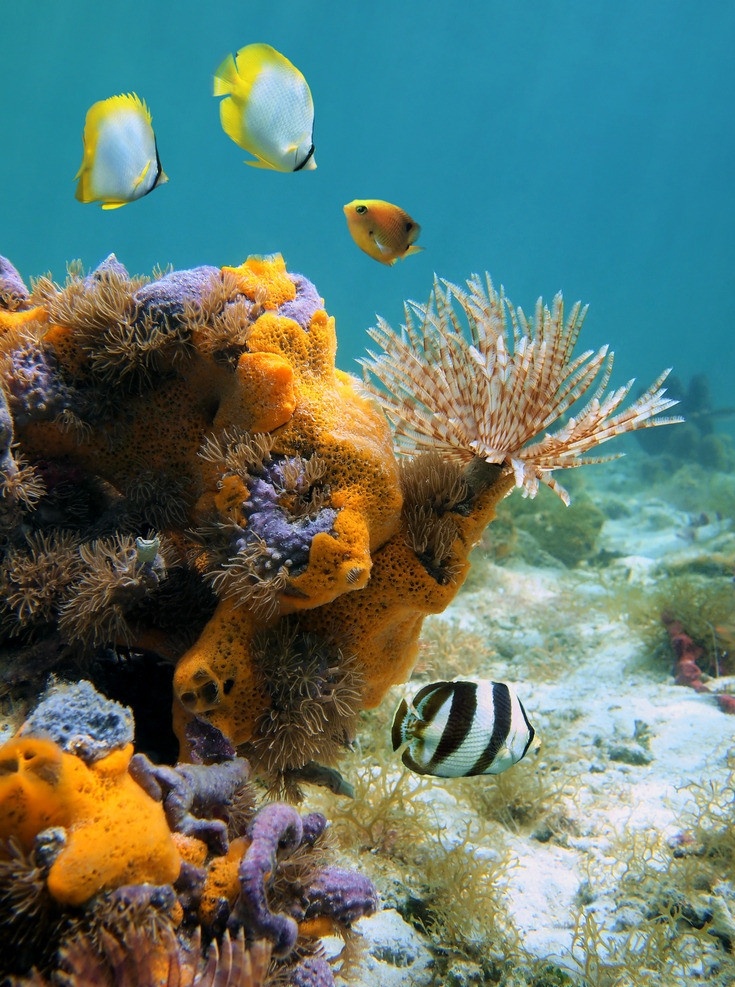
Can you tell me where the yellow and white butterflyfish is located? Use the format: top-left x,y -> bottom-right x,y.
213,43 -> 316,172
75,93 -> 168,210
343,199 -> 423,265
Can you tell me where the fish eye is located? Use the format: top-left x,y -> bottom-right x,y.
355,204 -> 368,214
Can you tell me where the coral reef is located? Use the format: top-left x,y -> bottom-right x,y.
0,682 -> 377,984
0,253 -> 677,789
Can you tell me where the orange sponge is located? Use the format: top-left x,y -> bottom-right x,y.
0,737 -> 180,906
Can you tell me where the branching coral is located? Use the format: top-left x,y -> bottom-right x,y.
361,273 -> 681,503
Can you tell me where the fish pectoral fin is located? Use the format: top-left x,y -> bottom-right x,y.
132,160 -> 152,191
405,244 -> 424,257
369,232 -> 392,255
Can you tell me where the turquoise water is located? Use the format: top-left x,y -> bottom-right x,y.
1,1 -> 733,420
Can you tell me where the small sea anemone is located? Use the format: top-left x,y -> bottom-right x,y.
362,274 -> 681,504
57,534 -> 166,648
247,620 -> 363,786
0,530 -> 82,633
0,835 -> 70,976
399,452 -> 472,584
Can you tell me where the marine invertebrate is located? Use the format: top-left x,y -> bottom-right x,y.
361,273 -> 681,503
129,753 -> 251,854
663,614 -> 735,713
57,534 -> 168,648
1,531 -> 82,635
16,927 -> 273,987
0,735 -> 181,906
245,619 -> 363,786
228,801 -> 377,961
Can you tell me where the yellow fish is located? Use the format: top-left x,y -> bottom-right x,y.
75,93 -> 168,209
213,43 -> 316,172
343,200 -> 423,265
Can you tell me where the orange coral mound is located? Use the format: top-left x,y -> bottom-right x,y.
2,253 -> 513,774
0,737 -> 180,906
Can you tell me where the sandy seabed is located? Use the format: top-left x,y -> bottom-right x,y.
316,454 -> 735,987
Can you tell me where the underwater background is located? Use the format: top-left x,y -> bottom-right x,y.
1,0 -> 733,423
2,4 -> 735,985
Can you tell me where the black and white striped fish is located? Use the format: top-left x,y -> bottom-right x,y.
391,679 -> 539,778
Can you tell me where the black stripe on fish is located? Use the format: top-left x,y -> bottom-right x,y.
391,698 -> 409,751
294,141 -> 315,171
467,681 -> 513,775
425,681 -> 478,773
401,746 -> 432,775
518,698 -> 536,759
414,681 -> 455,724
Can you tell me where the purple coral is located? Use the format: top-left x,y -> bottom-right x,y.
280,274 -> 324,330
19,679 -> 134,763
0,255 -> 30,310
133,266 -> 221,326
4,344 -> 72,426
303,865 -> 379,926
229,802 -> 311,956
229,802 -> 376,964
129,753 -> 250,855
239,458 -> 337,576
289,954 -> 335,987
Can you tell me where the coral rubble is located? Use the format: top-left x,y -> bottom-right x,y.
0,252 -> 677,789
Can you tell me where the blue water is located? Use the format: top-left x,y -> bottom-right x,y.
1,1 -> 733,426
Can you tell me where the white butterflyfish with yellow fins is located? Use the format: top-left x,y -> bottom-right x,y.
75,93 -> 168,209
391,679 -> 539,778
213,43 -> 316,172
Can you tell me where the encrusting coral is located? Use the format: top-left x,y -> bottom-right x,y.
0,681 -> 377,984
0,252 -> 678,789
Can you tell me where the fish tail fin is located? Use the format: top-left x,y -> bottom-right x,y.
213,52 -> 240,96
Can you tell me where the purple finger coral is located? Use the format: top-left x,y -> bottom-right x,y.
229,802 -> 309,956
303,865 -> 379,927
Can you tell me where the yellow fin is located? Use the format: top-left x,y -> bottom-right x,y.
132,159 -> 152,191
404,245 -> 424,258
101,201 -> 128,210
213,52 -> 239,97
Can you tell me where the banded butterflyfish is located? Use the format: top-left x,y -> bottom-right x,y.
391,679 -> 539,778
